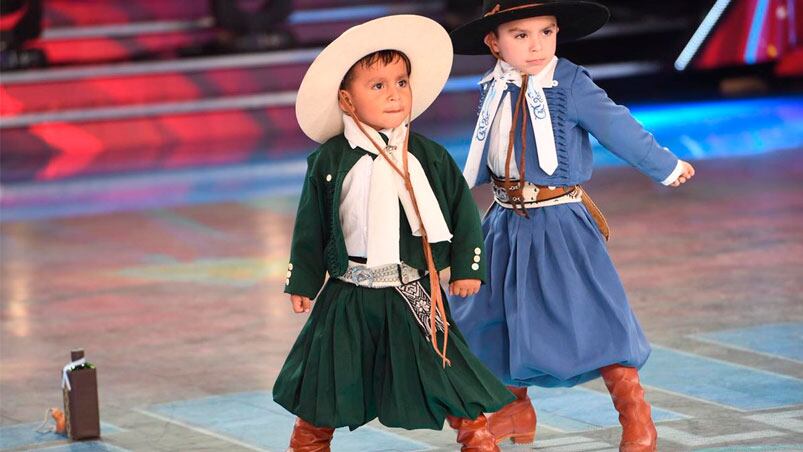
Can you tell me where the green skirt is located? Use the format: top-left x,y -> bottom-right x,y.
273,278 -> 515,430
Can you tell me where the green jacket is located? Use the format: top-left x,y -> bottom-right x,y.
284,132 -> 487,299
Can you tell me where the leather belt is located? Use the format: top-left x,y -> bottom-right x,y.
491,176 -> 610,241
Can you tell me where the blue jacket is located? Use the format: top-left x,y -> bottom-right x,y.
472,58 -> 679,187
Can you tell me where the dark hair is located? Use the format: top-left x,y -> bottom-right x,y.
492,15 -> 559,36
339,50 -> 412,90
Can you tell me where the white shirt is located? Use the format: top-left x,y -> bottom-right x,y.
338,115 -> 452,266
488,91 -> 521,179
339,154 -> 374,258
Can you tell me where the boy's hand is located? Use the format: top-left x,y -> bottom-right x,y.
290,294 -> 312,314
670,160 -> 695,187
449,279 -> 481,298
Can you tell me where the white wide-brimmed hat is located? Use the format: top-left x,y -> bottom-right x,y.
295,15 -> 454,144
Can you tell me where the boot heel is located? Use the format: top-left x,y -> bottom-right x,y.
510,432 -> 535,444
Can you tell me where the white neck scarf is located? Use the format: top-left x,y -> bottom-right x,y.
464,57 -> 559,187
342,114 -> 452,268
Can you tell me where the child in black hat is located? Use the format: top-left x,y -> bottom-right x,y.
449,2 -> 695,451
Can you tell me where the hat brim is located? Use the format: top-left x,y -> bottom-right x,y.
296,15 -> 453,144
451,2 -> 610,55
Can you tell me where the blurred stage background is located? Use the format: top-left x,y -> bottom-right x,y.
1,1 -> 803,451
1,0 -> 801,220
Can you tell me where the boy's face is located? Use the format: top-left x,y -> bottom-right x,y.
484,15 -> 559,75
339,56 -> 412,131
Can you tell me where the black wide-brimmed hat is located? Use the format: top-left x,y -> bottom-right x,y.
451,0 -> 610,55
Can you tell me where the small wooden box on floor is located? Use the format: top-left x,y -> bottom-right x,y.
63,350 -> 100,440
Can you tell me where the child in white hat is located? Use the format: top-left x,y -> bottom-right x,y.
273,14 -> 515,451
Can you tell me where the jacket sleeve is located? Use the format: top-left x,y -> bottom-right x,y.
572,66 -> 681,185
284,152 -> 328,299
438,147 -> 487,284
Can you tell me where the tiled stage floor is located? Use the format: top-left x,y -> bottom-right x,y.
2,149 -> 802,451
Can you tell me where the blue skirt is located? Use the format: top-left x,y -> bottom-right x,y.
451,201 -> 651,388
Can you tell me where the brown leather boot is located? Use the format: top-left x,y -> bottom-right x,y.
487,386 -> 536,444
446,414 -> 500,452
287,417 -> 335,452
600,365 -> 657,452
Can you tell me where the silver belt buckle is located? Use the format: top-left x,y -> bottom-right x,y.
492,183 -> 507,202
349,266 -> 375,287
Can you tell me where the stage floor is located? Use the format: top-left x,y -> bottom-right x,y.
2,149 -> 802,451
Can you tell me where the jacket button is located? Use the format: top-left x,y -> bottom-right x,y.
473,256 -> 481,263
471,263 -> 480,271
474,247 -> 482,255
288,263 -> 294,270
326,174 -> 333,182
